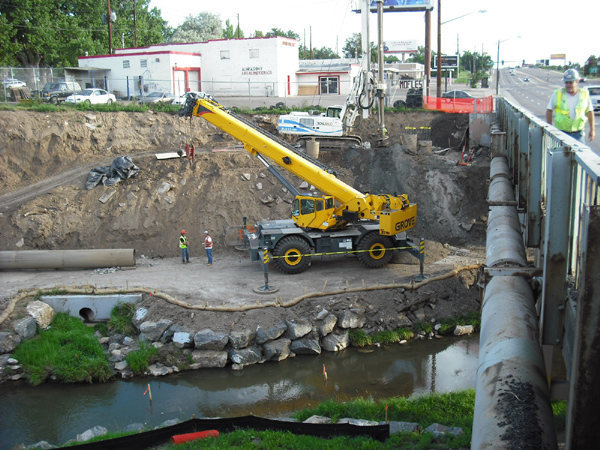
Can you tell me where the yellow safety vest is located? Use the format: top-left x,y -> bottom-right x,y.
554,88 -> 590,132
179,235 -> 188,249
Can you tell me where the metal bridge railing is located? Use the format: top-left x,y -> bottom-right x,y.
473,97 -> 600,449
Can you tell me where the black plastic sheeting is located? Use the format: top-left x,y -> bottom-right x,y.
63,415 -> 390,449
85,156 -> 140,190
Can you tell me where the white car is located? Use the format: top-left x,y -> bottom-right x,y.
173,91 -> 202,105
65,88 -> 116,105
2,78 -> 26,88
589,86 -> 600,113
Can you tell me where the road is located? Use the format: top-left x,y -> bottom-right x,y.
497,67 -> 599,153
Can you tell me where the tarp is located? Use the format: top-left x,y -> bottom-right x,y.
86,156 -> 140,190
64,415 -> 390,449
423,95 -> 495,114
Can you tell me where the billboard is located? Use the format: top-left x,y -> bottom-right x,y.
550,53 -> 566,60
384,40 -> 419,53
432,55 -> 459,69
367,0 -> 434,12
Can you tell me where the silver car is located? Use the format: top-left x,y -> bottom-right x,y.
138,91 -> 175,104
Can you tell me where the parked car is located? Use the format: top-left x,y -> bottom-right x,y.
173,91 -> 201,105
441,90 -> 473,99
65,88 -> 116,105
2,78 -> 26,88
41,81 -> 82,103
138,91 -> 175,104
588,86 -> 600,113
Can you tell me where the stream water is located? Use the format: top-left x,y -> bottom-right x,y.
0,335 -> 479,448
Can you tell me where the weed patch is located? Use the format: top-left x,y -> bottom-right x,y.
13,313 -> 112,385
126,340 -> 158,374
108,302 -> 136,336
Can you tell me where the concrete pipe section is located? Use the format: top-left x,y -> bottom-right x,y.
472,276 -> 557,449
0,249 -> 135,270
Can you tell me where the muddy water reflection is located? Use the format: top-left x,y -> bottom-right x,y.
0,335 -> 478,448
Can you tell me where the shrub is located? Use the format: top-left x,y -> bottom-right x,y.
108,302 -> 136,336
126,340 -> 157,374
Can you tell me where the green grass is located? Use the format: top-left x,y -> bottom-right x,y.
438,311 -> 481,335
108,302 -> 136,336
125,340 -> 158,374
13,313 -> 112,385
349,328 -> 414,347
0,99 -> 181,114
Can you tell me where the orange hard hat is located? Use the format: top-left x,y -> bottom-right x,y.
181,229 -> 186,234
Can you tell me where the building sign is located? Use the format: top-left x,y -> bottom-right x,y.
241,66 -> 273,76
369,0 -> 434,12
384,40 -> 418,53
397,79 -> 424,89
432,55 -> 459,69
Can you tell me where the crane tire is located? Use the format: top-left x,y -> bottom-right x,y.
356,232 -> 394,268
273,236 -> 311,274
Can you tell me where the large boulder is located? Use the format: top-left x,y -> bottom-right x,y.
321,330 -> 349,352
338,309 -> 365,329
290,336 -> 321,355
262,338 -> 291,361
228,346 -> 263,367
139,319 -> 172,342
13,316 -> 37,340
0,332 -> 21,354
193,329 -> 229,350
26,300 -> 54,329
132,307 -> 148,331
285,319 -> 312,340
190,350 -> 228,368
255,322 -> 287,344
317,314 -> 337,337
172,330 -> 194,348
76,426 -> 107,442
229,330 -> 254,349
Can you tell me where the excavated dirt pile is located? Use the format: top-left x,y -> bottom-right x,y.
0,109 -> 484,256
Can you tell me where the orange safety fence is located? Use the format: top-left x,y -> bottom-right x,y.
423,95 -> 495,114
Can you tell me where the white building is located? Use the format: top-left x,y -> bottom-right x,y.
296,59 -> 361,96
77,36 -> 299,99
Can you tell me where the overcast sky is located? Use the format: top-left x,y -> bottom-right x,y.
148,0 -> 597,66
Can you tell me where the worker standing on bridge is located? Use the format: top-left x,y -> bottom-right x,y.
203,230 -> 213,265
179,229 -> 190,264
546,69 -> 595,143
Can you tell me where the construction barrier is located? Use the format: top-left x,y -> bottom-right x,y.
423,95 -> 495,114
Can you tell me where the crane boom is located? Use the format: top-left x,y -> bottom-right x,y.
179,93 -> 416,236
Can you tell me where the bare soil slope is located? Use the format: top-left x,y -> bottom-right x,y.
0,109 -> 484,257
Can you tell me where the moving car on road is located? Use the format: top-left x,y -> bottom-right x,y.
65,88 -> 116,105
588,86 -> 600,113
523,77 -> 530,82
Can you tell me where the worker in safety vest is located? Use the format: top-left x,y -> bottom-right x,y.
179,229 -> 190,264
202,230 -> 213,265
546,68 -> 595,143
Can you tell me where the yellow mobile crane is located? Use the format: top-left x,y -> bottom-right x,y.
179,93 -> 418,274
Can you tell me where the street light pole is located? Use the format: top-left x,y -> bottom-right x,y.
496,40 -> 500,95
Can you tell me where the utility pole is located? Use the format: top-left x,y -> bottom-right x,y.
237,13 -> 240,39
376,0 -> 386,140
107,0 -> 113,54
310,26 -> 313,59
436,0 -> 442,98
424,8 -> 431,97
133,0 -> 137,47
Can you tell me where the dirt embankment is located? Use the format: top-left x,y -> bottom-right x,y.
0,109 -> 484,257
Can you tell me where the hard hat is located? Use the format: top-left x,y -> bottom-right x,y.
181,229 -> 186,234
204,230 -> 208,234
562,68 -> 580,83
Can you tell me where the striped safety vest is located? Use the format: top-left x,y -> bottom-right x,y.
179,235 -> 188,249
554,88 -> 590,132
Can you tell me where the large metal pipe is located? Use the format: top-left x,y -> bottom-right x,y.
0,249 -> 135,270
486,205 -> 527,267
472,276 -> 557,449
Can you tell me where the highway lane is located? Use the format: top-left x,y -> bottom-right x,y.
497,67 -> 599,153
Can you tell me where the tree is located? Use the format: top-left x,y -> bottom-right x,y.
222,19 -> 244,39
264,28 -> 300,40
311,47 -> 340,60
0,0 -> 169,67
170,12 -> 222,43
342,33 -> 376,61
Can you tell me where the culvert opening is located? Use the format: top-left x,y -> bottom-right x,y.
79,307 -> 95,323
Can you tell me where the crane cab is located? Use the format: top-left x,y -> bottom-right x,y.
292,195 -> 338,230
